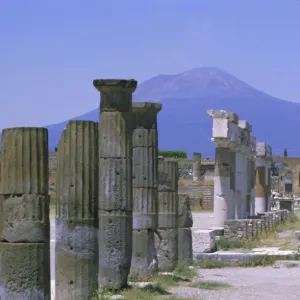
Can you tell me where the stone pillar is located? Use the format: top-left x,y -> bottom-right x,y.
238,120 -> 256,218
55,121 -> 98,299
192,152 -> 201,181
155,160 -> 179,272
255,142 -> 272,213
177,194 -> 193,265
207,110 -> 239,226
130,102 -> 162,279
0,127 -> 50,299
93,79 -> 137,290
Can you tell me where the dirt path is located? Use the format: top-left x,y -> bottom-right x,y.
170,266 -> 300,300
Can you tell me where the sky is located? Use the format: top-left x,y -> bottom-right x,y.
0,0 -> 300,130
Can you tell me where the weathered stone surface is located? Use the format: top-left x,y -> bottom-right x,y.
99,112 -> 132,158
132,188 -> 158,229
130,229 -> 158,278
0,127 -> 48,195
192,229 -> 217,253
207,110 -> 239,123
178,194 -> 193,228
132,147 -> 157,188
95,79 -> 136,289
155,228 -> 178,272
55,221 -> 98,299
158,192 -> 178,228
0,242 -> 50,300
178,228 -> 193,264
98,210 -> 132,289
55,120 -> 98,299
98,158 -> 132,211
0,194 -> 50,243
158,161 -> 178,192
192,152 -> 201,181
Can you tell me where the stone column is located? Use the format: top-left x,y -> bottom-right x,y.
130,102 -> 162,279
207,110 -> 239,226
155,160 -> 179,272
0,127 -> 50,299
93,79 -> 137,290
255,142 -> 272,213
177,194 -> 193,265
238,120 -> 256,218
192,152 -> 201,181
250,137 -> 257,215
55,121 -> 98,299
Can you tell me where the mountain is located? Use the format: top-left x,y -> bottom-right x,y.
4,67 -> 300,158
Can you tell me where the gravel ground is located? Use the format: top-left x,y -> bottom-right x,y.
170,266 -> 300,299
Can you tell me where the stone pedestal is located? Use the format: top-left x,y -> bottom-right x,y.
93,79 -> 137,290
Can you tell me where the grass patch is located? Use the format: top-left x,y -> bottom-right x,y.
194,254 -> 297,269
93,263 -> 198,300
188,281 -> 233,290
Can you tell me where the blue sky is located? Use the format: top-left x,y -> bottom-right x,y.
0,0 -> 299,130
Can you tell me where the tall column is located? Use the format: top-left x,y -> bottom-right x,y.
155,160 -> 179,272
192,152 -> 201,181
130,102 -> 162,279
249,136 -> 257,215
255,142 -> 272,213
207,110 -> 239,226
55,121 -> 98,299
238,120 -> 256,218
93,79 -> 137,290
0,127 -> 50,299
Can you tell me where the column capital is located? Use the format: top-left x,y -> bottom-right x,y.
132,102 -> 162,114
93,79 -> 137,93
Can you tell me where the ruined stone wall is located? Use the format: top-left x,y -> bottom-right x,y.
224,210 -> 290,240
197,184 -> 214,210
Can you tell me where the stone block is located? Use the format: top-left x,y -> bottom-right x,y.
132,188 -> 158,230
155,228 -> 178,272
0,194 -> 50,243
157,161 -> 178,192
178,228 -> 193,264
178,194 -> 193,228
207,110 -> 239,123
256,142 -> 272,159
98,210 -> 132,289
0,242 -> 50,299
158,192 -> 177,228
98,158 -> 132,211
192,229 -> 217,253
130,229 -> 158,278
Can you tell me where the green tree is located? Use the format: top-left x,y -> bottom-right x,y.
284,148 -> 288,157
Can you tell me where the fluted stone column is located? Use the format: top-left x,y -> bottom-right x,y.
178,194 -> 193,265
130,102 -> 162,279
155,160 -> 179,272
192,152 -> 201,181
93,79 -> 137,290
55,121 -> 98,299
255,142 -> 272,213
0,127 -> 50,299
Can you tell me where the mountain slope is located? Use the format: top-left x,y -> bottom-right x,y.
4,67 -> 300,158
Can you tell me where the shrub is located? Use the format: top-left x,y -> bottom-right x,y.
158,150 -> 187,159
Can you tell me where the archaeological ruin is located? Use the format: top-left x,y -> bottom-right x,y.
0,80 -> 298,299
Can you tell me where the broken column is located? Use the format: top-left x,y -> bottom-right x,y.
55,121 -> 99,299
178,194 -> 193,265
0,127 -> 50,299
255,142 -> 272,213
207,110 -> 239,226
192,152 -> 201,181
156,160 -> 179,272
130,102 -> 162,279
93,79 -> 137,290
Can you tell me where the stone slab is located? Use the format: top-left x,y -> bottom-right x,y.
192,229 -> 217,254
